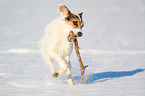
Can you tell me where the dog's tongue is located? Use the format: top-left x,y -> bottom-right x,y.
67,35 -> 73,42
67,31 -> 78,42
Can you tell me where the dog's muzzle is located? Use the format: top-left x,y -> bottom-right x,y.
67,31 -> 83,42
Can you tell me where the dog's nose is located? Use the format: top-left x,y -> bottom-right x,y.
77,32 -> 83,37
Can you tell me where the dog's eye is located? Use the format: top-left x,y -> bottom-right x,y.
73,21 -> 78,26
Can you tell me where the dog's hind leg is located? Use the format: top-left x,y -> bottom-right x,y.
65,56 -> 73,85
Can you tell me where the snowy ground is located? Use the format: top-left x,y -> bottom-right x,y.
0,0 -> 145,96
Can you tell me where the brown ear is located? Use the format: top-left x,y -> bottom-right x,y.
78,10 -> 83,18
78,10 -> 84,29
59,4 -> 71,17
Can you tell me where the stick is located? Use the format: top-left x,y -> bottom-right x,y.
69,31 -> 88,82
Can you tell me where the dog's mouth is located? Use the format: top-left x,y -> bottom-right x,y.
67,31 -> 83,42
67,34 -> 76,42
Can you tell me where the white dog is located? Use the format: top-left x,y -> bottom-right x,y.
39,4 -> 84,85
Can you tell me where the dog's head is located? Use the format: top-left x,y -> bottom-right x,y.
59,4 -> 84,38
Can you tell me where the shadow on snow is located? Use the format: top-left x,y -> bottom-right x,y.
73,68 -> 145,84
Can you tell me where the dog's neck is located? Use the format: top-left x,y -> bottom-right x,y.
59,16 -> 73,35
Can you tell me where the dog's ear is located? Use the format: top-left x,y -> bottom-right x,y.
59,4 -> 71,17
78,10 -> 84,29
78,10 -> 83,18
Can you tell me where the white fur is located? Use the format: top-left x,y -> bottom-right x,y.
39,16 -> 81,85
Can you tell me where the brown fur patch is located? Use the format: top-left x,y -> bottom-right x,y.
65,13 -> 80,28
60,5 -> 84,29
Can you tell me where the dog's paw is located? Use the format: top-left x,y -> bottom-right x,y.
68,79 -> 73,86
53,72 -> 59,77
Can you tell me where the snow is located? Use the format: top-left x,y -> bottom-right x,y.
0,0 -> 145,96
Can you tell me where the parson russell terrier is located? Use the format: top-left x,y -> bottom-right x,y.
39,4 -> 84,85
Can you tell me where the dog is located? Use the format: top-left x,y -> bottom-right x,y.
39,4 -> 84,85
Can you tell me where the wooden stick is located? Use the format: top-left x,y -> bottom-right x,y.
69,31 -> 88,82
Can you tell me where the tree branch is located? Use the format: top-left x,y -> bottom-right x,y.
69,31 -> 88,82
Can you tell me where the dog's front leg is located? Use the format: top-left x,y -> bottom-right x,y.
48,50 -> 68,77
65,56 -> 73,85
